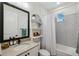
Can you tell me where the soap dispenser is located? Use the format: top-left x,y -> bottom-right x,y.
17,39 -> 21,44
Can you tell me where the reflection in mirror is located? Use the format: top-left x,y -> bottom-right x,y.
3,3 -> 29,41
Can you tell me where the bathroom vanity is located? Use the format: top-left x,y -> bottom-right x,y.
1,41 -> 40,56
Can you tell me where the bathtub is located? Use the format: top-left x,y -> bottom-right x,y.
56,44 -> 78,56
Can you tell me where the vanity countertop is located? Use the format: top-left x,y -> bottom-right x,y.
1,41 -> 39,56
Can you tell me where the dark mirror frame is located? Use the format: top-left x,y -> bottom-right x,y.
0,2 -> 30,43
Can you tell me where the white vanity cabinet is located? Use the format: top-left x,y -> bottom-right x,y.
19,45 -> 40,56
1,41 -> 40,56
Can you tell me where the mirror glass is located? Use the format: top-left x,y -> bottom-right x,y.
3,3 -> 29,40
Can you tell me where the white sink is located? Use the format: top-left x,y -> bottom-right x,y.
13,44 -> 29,51
13,41 -> 35,51
21,43 -> 31,45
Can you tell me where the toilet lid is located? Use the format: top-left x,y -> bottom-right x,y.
39,49 -> 50,56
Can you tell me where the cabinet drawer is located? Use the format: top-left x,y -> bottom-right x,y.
19,45 -> 40,56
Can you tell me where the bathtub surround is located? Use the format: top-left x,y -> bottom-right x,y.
56,44 -> 78,56
51,3 -> 79,48
56,13 -> 76,48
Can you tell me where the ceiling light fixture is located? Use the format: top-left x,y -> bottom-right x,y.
57,2 -> 60,5
32,15 -> 36,20
16,2 -> 29,9
22,2 -> 29,8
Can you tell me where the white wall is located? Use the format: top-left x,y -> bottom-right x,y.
30,4 -> 57,55
3,3 -> 47,36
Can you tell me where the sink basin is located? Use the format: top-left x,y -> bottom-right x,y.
21,43 -> 31,45
12,41 -> 34,51
12,42 -> 31,47
13,44 -> 29,51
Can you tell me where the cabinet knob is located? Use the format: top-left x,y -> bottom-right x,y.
25,54 -> 27,56
27,53 -> 30,55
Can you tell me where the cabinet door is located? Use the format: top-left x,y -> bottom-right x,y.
19,45 -> 40,56
27,46 -> 40,56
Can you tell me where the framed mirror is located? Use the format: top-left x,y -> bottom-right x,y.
0,2 -> 30,42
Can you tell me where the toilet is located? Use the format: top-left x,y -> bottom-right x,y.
38,49 -> 50,56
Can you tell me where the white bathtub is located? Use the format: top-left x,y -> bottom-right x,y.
56,44 -> 78,56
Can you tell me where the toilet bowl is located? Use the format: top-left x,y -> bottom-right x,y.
38,49 -> 50,56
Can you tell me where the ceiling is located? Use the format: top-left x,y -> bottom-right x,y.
36,2 -> 65,10
27,2 -> 76,11
38,2 -> 61,10
31,2 -> 76,10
